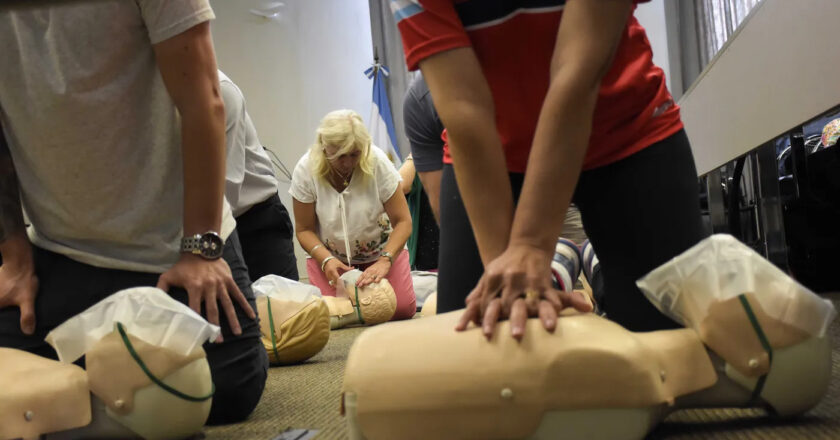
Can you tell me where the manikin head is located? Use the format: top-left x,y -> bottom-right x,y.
43,287 -> 220,440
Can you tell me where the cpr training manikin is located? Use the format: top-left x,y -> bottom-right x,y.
1,235 -> 834,440
0,268 -> 400,440
250,270 -> 399,366
1,288 -> 219,440
321,270 -> 398,330
252,275 -> 331,365
341,235 -> 837,440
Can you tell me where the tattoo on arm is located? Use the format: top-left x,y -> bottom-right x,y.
0,132 -> 25,242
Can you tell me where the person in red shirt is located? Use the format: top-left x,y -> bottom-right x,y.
393,0 -> 708,337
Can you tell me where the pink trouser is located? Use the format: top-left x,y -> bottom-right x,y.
306,249 -> 416,320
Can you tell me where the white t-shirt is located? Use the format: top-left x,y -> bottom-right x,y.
218,71 -> 279,218
290,146 -> 400,265
0,0 -> 235,273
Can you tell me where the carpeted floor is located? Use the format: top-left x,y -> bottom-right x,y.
205,326 -> 365,440
205,293 -> 840,440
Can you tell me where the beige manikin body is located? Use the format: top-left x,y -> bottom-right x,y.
342,307 -> 831,440
342,235 -> 836,440
1,331 -> 213,440
1,288 -> 218,440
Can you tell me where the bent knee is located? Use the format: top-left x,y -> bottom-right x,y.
391,293 -> 417,321
205,340 -> 268,425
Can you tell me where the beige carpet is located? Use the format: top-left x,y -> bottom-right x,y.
205,293 -> 840,440
205,326 -> 365,440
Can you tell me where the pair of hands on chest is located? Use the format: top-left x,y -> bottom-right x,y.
323,257 -> 392,289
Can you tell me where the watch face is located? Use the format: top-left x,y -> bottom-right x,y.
199,233 -> 224,259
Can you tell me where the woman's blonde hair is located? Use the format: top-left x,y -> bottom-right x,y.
309,109 -> 375,179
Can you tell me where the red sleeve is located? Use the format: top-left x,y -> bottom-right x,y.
391,0 -> 472,71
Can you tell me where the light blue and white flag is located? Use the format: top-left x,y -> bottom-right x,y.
365,63 -> 402,168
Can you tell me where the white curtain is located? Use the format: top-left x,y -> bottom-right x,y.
695,0 -> 763,67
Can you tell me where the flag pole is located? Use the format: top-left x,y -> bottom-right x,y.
364,48 -> 401,167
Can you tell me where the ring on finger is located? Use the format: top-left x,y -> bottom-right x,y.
328,280 -> 335,287
523,289 -> 540,302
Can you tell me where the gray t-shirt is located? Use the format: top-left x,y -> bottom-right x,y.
219,71 -> 279,218
0,0 -> 235,273
403,74 -> 445,173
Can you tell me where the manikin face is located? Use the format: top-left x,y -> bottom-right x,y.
325,145 -> 362,176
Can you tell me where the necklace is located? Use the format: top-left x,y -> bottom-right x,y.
330,166 -> 352,187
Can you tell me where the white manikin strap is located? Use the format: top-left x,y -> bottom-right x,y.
343,311 -> 717,440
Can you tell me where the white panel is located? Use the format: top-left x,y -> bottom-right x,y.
680,0 -> 840,176
634,0 -> 671,92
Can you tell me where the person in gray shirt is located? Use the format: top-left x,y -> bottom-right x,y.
0,1 -> 266,424
403,73 -> 446,223
219,70 -> 298,282
401,74 -> 442,271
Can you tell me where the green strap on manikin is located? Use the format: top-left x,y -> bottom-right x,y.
117,322 -> 215,402
737,294 -> 774,405
266,297 -> 281,362
354,285 -> 366,325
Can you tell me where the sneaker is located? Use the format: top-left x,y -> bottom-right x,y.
581,239 -> 600,286
551,238 -> 581,292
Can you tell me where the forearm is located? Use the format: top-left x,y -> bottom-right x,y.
446,109 -> 513,264
399,159 -> 416,195
509,72 -> 599,252
418,170 -> 442,224
181,102 -> 226,235
427,193 -> 441,224
382,218 -> 412,258
0,138 -> 32,267
511,0 -> 631,251
296,229 -> 333,265
419,48 -> 513,264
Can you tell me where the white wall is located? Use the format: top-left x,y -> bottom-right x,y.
634,0 -> 672,92
209,0 -> 373,277
679,0 -> 840,175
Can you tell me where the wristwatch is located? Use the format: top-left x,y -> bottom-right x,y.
380,251 -> 394,264
180,231 -> 224,260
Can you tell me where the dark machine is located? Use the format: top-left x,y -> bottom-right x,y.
701,106 -> 840,292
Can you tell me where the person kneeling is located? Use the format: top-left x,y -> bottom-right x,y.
290,109 -> 416,321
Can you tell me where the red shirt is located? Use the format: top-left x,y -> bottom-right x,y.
394,0 -> 683,172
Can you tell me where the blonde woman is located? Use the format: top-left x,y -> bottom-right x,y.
290,109 -> 416,320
